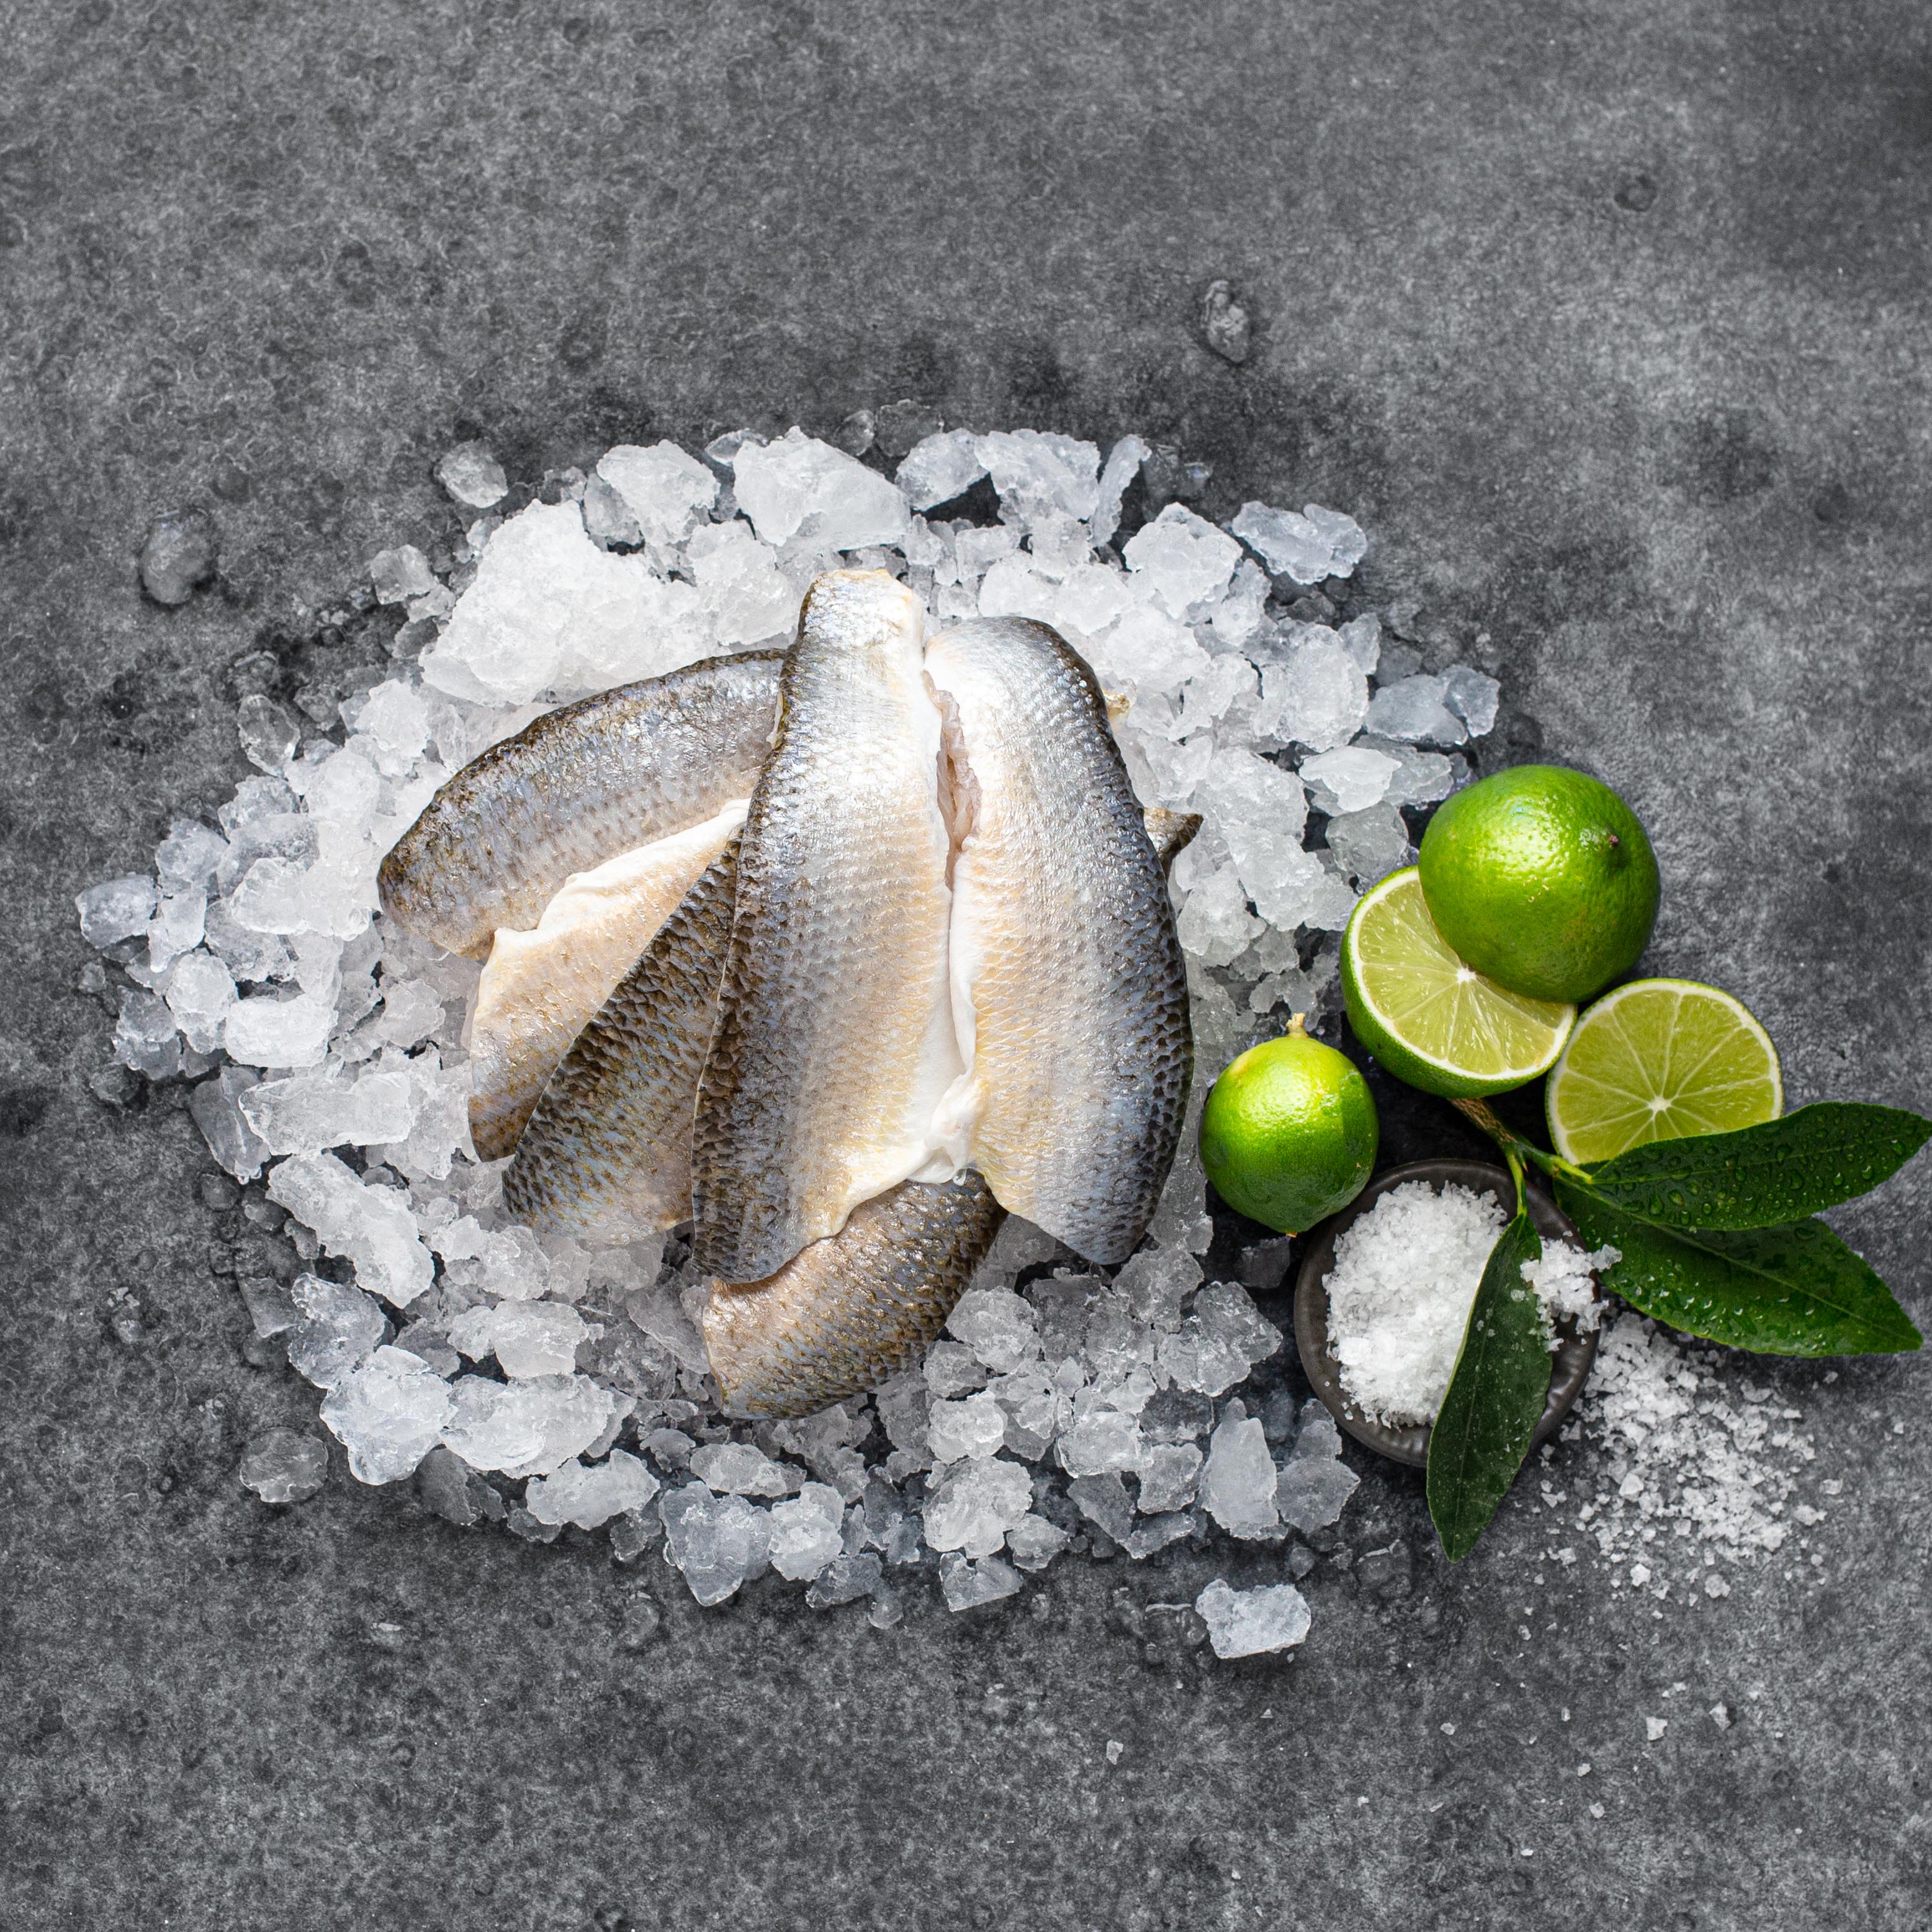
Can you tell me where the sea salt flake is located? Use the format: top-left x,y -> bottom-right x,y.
1195,1578 -> 1312,1658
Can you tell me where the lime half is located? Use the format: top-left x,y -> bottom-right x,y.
1545,977 -> 1782,1165
1341,868 -> 1576,1099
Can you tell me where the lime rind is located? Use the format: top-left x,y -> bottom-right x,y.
1545,976 -> 1783,1165
1341,868 -> 1576,1098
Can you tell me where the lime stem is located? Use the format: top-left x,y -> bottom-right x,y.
1287,1012 -> 1308,1039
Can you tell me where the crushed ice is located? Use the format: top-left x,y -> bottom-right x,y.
81,421 -> 1541,1638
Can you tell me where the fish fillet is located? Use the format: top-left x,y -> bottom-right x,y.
925,616 -> 1192,1265
691,570 -> 961,1283
504,835 -> 741,1242
469,801 -> 746,1161
703,1174 -> 1006,1418
379,651 -> 781,958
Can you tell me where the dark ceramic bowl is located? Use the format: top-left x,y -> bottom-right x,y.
1292,1157 -> 1602,1469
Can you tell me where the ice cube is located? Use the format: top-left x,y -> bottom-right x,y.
896,429 -> 988,511
1004,1512 -> 1071,1573
1067,1471 -> 1136,1544
946,1285 -> 1042,1374
596,441 -> 720,547
732,429 -> 910,550
1090,434 -> 1151,548
1339,613 -> 1382,676
320,1346 -> 454,1485
145,889 -> 207,975
368,545 -> 436,605
239,1066 -> 416,1154
439,1373 -> 616,1480
923,1456 -> 1033,1558
236,694 -> 299,773
523,1449 -> 659,1529
768,1481 -> 847,1580
1364,674 -> 1466,745
685,520 -> 799,645
688,1440 -> 794,1497
975,429 -> 1101,528
156,819 -> 230,894
113,987 -> 181,1080
1175,859 -> 1263,968
660,1483 -> 771,1606
419,500 -> 706,706
1123,504 -> 1243,616
223,991 -> 335,1069
1199,1413 -> 1280,1537
446,1301 -> 592,1380
1299,745 -> 1398,815
238,1428 -> 330,1506
349,680 -> 433,770
77,875 -> 156,949
1156,1284 -> 1282,1398
1056,1409 -> 1144,1479
806,1551 -> 884,1609
938,1550 -> 1023,1612
1324,804 -> 1412,886
1255,632 -> 1368,751
1368,740 -> 1457,808
372,977 -> 444,1049
1195,1577 -> 1311,1658
1114,1246 -> 1202,1332
189,1066 -> 271,1180
435,441 -> 509,510
927,1390 -> 1010,1464
266,1151 -> 434,1305
1276,1409 -> 1361,1532
1230,502 -> 1336,584
1442,665 -> 1501,737
284,1274 -> 389,1389
1135,1442 -> 1203,1514
924,1341 -> 991,1399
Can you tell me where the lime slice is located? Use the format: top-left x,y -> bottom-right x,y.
1545,977 -> 1782,1164
1341,868 -> 1576,1098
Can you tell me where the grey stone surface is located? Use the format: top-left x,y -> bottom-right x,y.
3,4 -> 1930,1929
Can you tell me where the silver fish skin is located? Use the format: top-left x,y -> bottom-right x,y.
379,650 -> 781,958
467,802 -> 745,1164
702,1174 -> 1005,1419
504,834 -> 742,1242
925,616 -> 1192,1267
691,570 -> 960,1283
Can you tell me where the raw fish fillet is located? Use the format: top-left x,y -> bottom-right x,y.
504,835 -> 742,1242
925,617 -> 1192,1265
691,571 -> 960,1282
469,802 -> 745,1161
379,651 -> 780,958
703,1174 -> 1006,1418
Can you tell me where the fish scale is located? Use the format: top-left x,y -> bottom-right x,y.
377,650 -> 781,958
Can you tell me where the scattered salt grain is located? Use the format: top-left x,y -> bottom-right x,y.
238,1429 -> 330,1505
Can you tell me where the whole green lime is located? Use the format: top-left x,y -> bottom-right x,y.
1417,765 -> 1660,1003
1199,1018 -> 1379,1234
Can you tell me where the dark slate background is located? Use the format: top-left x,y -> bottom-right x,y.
4,4 -> 1930,1928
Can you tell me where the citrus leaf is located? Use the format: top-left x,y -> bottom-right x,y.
1555,1180 -> 1923,1356
1426,1212 -> 1548,1562
1576,1103 -> 1932,1230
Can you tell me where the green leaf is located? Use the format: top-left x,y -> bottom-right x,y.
1577,1103 -> 1932,1231
1427,1213 -> 1549,1562
1556,1180 -> 1923,1356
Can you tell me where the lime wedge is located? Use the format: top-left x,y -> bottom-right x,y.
1341,868 -> 1576,1098
1545,977 -> 1782,1164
